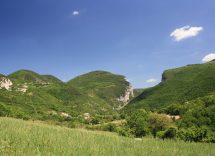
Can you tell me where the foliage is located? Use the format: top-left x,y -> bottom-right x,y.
104,123 -> 117,132
156,94 -> 215,142
127,109 -> 149,137
117,126 -> 133,137
177,95 -> 215,131
177,126 -> 215,143
0,70 -> 131,122
68,70 -> 130,109
127,61 -> 215,111
157,126 -> 177,140
91,116 -> 101,125
159,103 -> 184,115
148,113 -> 172,137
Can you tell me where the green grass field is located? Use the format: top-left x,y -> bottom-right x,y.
0,117 -> 214,156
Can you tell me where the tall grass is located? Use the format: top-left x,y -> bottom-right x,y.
0,117 -> 214,156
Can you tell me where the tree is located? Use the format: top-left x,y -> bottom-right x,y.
148,113 -> 172,137
177,126 -> 214,142
127,109 -> 149,137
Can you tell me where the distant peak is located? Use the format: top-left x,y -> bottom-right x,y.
87,70 -> 112,74
10,69 -> 39,75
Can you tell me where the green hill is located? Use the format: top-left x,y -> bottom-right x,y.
126,61 -> 215,111
68,71 -> 132,109
8,70 -> 48,84
0,117 -> 214,156
42,75 -> 64,84
0,70 -> 133,122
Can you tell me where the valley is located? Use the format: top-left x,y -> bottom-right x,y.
1,61 -> 215,155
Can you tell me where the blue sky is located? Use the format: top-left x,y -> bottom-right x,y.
0,0 -> 215,88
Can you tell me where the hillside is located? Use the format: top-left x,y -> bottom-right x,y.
126,61 -> 215,111
0,117 -> 214,156
68,71 -> 134,109
8,70 -> 47,83
0,70 -> 133,122
1,70 -> 65,119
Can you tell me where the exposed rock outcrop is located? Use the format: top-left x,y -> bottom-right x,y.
17,83 -> 28,93
166,115 -> 180,121
117,80 -> 134,110
0,77 -> 13,90
83,113 -> 90,120
60,112 -> 71,118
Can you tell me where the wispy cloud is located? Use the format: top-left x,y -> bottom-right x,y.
170,25 -> 203,41
202,53 -> 215,63
146,78 -> 157,83
72,11 -> 79,16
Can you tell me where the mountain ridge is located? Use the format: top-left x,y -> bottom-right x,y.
125,61 -> 215,111
0,69 -> 133,121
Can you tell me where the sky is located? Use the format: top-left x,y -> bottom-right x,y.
0,0 -> 215,88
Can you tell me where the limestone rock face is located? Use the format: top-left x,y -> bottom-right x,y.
117,80 -> 134,109
0,77 -> 13,90
17,83 -> 28,93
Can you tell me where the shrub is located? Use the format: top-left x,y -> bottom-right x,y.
148,113 -> 172,137
91,117 -> 101,125
117,127 -> 133,137
127,109 -> 149,137
157,127 -> 177,140
156,131 -> 165,140
163,104 -> 184,115
177,126 -> 214,142
163,126 -> 177,139
104,123 -> 117,132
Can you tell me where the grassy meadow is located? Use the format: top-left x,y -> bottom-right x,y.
0,117 -> 214,156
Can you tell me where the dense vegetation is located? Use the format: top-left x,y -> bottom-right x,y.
0,117 -> 214,156
126,61 -> 215,111
68,71 -> 129,108
95,93 -> 214,143
0,70 -> 130,122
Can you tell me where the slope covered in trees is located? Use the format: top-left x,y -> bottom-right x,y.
126,61 -> 215,111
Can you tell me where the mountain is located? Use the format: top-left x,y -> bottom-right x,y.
8,70 -> 48,84
42,75 -> 64,84
68,71 -> 134,109
0,70 -> 66,120
133,88 -> 145,97
126,61 -> 215,111
0,70 -> 133,121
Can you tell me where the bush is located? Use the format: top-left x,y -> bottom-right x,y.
104,123 -> 117,132
91,117 -> 100,125
148,113 -> 172,137
177,126 -> 214,142
117,127 -> 133,137
157,131 -> 165,140
119,113 -> 126,119
0,103 -> 11,116
164,127 -> 177,139
157,127 -> 177,140
163,104 -> 184,115
127,109 -> 149,137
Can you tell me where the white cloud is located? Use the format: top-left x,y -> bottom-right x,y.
72,11 -> 79,16
146,78 -> 157,83
170,25 -> 203,41
202,53 -> 215,63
